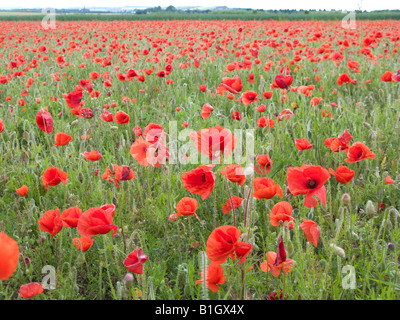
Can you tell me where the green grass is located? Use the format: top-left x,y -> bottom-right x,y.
0,19 -> 400,300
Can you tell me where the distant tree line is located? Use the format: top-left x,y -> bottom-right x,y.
1,8 -> 400,21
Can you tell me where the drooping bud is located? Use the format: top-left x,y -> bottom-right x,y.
331,244 -> 346,258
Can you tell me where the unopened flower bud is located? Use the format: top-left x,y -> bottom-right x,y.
331,244 -> 346,258
363,122 -> 372,130
123,273 -> 134,286
366,200 -> 376,218
341,193 -> 351,206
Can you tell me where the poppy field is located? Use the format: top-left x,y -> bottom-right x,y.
1,19 -> 400,301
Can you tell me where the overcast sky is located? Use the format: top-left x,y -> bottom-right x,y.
1,0 -> 398,11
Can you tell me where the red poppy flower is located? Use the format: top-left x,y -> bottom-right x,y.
295,138 -> 313,151
101,164 -> 135,188
241,90 -> 259,107
143,123 -> 166,144
287,165 -> 330,208
328,166 -> 355,185
19,283 -> 44,299
256,117 -> 275,130
255,154 -> 273,175
115,111 -> 130,124
231,110 -> 242,120
65,90 -> 82,109
201,103 -> 214,119
83,150 -> 102,161
0,232 -> 20,280
263,91 -> 273,99
255,104 -> 267,113
54,132 -> 73,146
337,73 -> 352,85
100,111 -> 114,122
222,196 -> 243,214
260,236 -> 294,277
381,71 -> 394,82
235,242 -> 253,264
0,119 -> 4,133
190,126 -> 236,161
385,176 -> 394,184
324,129 -> 353,153
300,218 -> 320,247
216,75 -> 243,95
60,207 -> 82,228
42,167 -> 68,189
123,248 -> 148,274
73,236 -> 94,252
272,74 -> 293,89
181,164 -> 215,200
36,110 -> 53,133
130,136 -> 153,166
221,164 -> 245,186
252,177 -> 283,199
310,97 -> 322,106
175,197 -> 199,220
77,207 -> 118,238
345,142 -> 375,163
206,225 -> 241,264
195,262 -> 225,292
268,201 -> 295,229
16,185 -> 29,197
38,209 -> 63,237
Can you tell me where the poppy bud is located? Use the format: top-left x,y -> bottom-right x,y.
23,131 -> 30,141
286,240 -> 295,256
110,126 -> 118,130
184,284 -> 191,297
77,254 -> 86,266
366,200 -> 376,218
363,122 -> 372,130
77,172 -> 84,184
123,273 -> 134,286
71,119 -> 79,126
331,244 -> 346,258
341,193 -> 351,205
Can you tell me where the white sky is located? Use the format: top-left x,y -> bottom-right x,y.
1,0 -> 399,11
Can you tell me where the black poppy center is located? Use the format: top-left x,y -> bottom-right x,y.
307,179 -> 318,189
